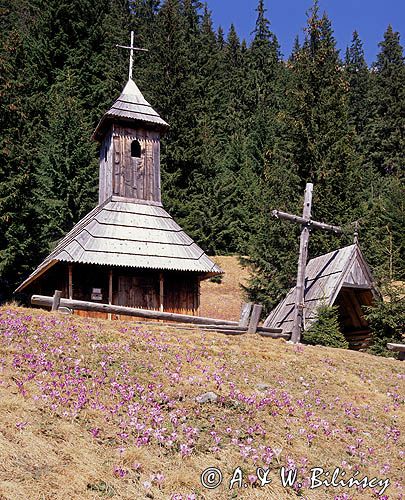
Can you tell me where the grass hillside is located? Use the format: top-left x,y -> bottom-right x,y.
0,306 -> 404,500
200,256 -> 249,320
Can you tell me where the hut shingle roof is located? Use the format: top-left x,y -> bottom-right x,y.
263,244 -> 377,334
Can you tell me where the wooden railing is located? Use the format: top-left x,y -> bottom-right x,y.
31,292 -> 289,340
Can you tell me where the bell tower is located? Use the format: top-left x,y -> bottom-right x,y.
92,32 -> 168,205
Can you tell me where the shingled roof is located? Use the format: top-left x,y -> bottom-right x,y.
263,244 -> 378,334
16,198 -> 222,292
93,79 -> 169,140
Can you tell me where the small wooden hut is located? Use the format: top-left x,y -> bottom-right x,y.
16,77 -> 222,316
264,244 -> 379,349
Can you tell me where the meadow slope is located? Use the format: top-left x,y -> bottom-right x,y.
0,306 -> 403,500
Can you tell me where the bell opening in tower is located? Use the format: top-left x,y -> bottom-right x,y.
131,139 -> 141,158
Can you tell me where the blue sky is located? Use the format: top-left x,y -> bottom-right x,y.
210,0 -> 405,63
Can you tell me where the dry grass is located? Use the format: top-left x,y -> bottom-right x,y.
200,256 -> 249,320
0,306 -> 403,500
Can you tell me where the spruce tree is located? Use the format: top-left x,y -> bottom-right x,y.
304,305 -> 349,349
365,25 -> 405,178
345,31 -> 371,138
33,71 -> 98,248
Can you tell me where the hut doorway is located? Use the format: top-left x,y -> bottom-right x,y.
334,286 -> 374,350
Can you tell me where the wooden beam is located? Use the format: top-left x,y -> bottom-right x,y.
108,269 -> 113,320
159,273 -> 164,312
257,330 -> 291,339
239,302 -> 253,328
111,319 -> 286,336
68,264 -> 73,300
272,210 -> 342,234
204,329 -> 245,336
291,183 -> 313,343
247,304 -> 263,334
31,295 -> 244,326
51,290 -> 62,312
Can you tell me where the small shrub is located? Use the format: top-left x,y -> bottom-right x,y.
304,304 -> 349,349
209,274 -> 223,284
365,285 -> 405,357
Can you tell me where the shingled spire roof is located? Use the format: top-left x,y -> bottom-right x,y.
92,78 -> 169,140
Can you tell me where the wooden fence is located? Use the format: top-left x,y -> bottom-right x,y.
31,292 -> 289,339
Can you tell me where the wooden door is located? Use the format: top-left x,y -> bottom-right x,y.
116,274 -> 159,310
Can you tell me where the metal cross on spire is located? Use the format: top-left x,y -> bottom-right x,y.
116,31 -> 149,81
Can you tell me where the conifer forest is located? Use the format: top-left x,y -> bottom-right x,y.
0,0 -> 404,312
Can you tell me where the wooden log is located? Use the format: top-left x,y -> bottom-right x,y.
31,295 -> 242,327
387,343 -> 405,360
345,334 -> 371,342
247,304 -> 263,334
202,329 -> 245,336
291,183 -> 313,343
125,320 -> 283,335
257,330 -> 291,339
239,302 -> 253,328
344,329 -> 372,336
68,264 -> 73,300
51,290 -> 62,312
272,210 -> 343,234
187,323 -> 283,334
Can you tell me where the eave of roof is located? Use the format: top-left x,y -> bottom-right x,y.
15,198 -> 223,292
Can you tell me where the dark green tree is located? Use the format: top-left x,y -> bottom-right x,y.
345,31 -> 371,138
33,71 -> 98,247
365,284 -> 405,357
304,304 -> 349,349
365,25 -> 405,178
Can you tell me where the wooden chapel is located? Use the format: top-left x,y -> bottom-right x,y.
16,34 -> 222,316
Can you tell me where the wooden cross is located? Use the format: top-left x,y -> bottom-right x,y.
272,183 -> 343,344
116,31 -> 149,81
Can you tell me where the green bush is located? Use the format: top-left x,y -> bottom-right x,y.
365,286 -> 405,357
304,304 -> 349,349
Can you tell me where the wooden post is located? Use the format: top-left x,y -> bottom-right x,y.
387,343 -> 405,361
271,183 -> 342,341
68,264 -> 73,300
291,183 -> 313,343
239,302 -> 253,328
159,273 -> 164,312
108,269 -> 113,320
247,304 -> 263,334
51,290 -> 62,311
196,277 -> 201,316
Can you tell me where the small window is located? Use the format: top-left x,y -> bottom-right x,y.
104,148 -> 108,162
131,140 -> 141,158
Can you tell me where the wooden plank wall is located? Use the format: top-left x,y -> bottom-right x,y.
32,264 -> 201,320
108,125 -> 161,203
99,131 -> 113,204
164,273 -> 200,315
